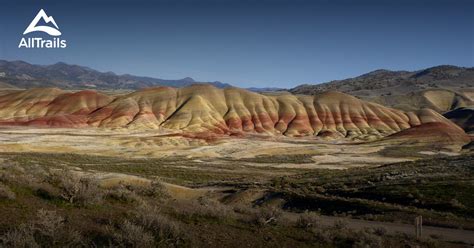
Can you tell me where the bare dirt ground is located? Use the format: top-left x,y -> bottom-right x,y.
0,126 -> 433,169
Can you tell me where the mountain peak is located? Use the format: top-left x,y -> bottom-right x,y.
181,77 -> 195,82
53,62 -> 68,66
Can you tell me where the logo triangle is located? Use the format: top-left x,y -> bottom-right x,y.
23,9 -> 61,36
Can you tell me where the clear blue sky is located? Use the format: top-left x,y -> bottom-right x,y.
0,0 -> 472,88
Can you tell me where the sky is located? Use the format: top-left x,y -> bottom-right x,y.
0,0 -> 472,88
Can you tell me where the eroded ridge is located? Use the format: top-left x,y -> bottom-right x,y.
0,85 -> 466,140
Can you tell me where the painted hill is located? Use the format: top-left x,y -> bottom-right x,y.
0,85 -> 468,147
0,60 -> 231,90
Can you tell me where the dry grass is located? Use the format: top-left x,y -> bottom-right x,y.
0,182 -> 15,200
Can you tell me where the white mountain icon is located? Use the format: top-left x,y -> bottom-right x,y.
23,9 -> 61,36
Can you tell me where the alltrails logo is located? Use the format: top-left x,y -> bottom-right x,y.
18,9 -> 67,49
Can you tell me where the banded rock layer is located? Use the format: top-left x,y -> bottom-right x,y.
0,85 -> 467,141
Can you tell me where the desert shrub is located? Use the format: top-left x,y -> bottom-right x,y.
107,185 -> 143,203
0,209 -> 82,247
251,206 -> 282,226
127,181 -> 167,198
295,211 -> 320,229
449,198 -> 465,209
4,163 -> 50,185
27,165 -> 48,179
32,182 -> 62,200
178,198 -> 235,220
133,204 -> 182,245
199,197 -> 235,218
352,229 -> 383,248
372,226 -> 387,236
311,227 -> 334,244
308,222 -> 391,247
0,165 -> 28,184
333,219 -> 348,229
112,220 -> 156,248
0,224 -> 39,248
313,225 -> 356,247
16,173 -> 43,189
0,171 -> 8,183
33,209 -> 82,245
34,209 -> 66,237
0,162 -> 25,174
0,183 -> 15,200
106,180 -> 167,204
232,204 -> 260,216
49,170 -> 103,205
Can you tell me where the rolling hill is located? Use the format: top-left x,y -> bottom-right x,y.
291,65 -> 474,97
0,85 -> 468,148
290,65 -> 474,112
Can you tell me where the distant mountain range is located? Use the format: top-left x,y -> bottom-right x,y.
1,60 -> 472,100
0,60 -> 231,89
245,87 -> 285,92
290,65 -> 474,97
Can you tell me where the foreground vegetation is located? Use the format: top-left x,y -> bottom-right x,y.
272,154 -> 474,230
0,152 -> 472,247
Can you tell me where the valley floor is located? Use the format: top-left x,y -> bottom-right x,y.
0,127 -> 472,247
0,126 -> 456,169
